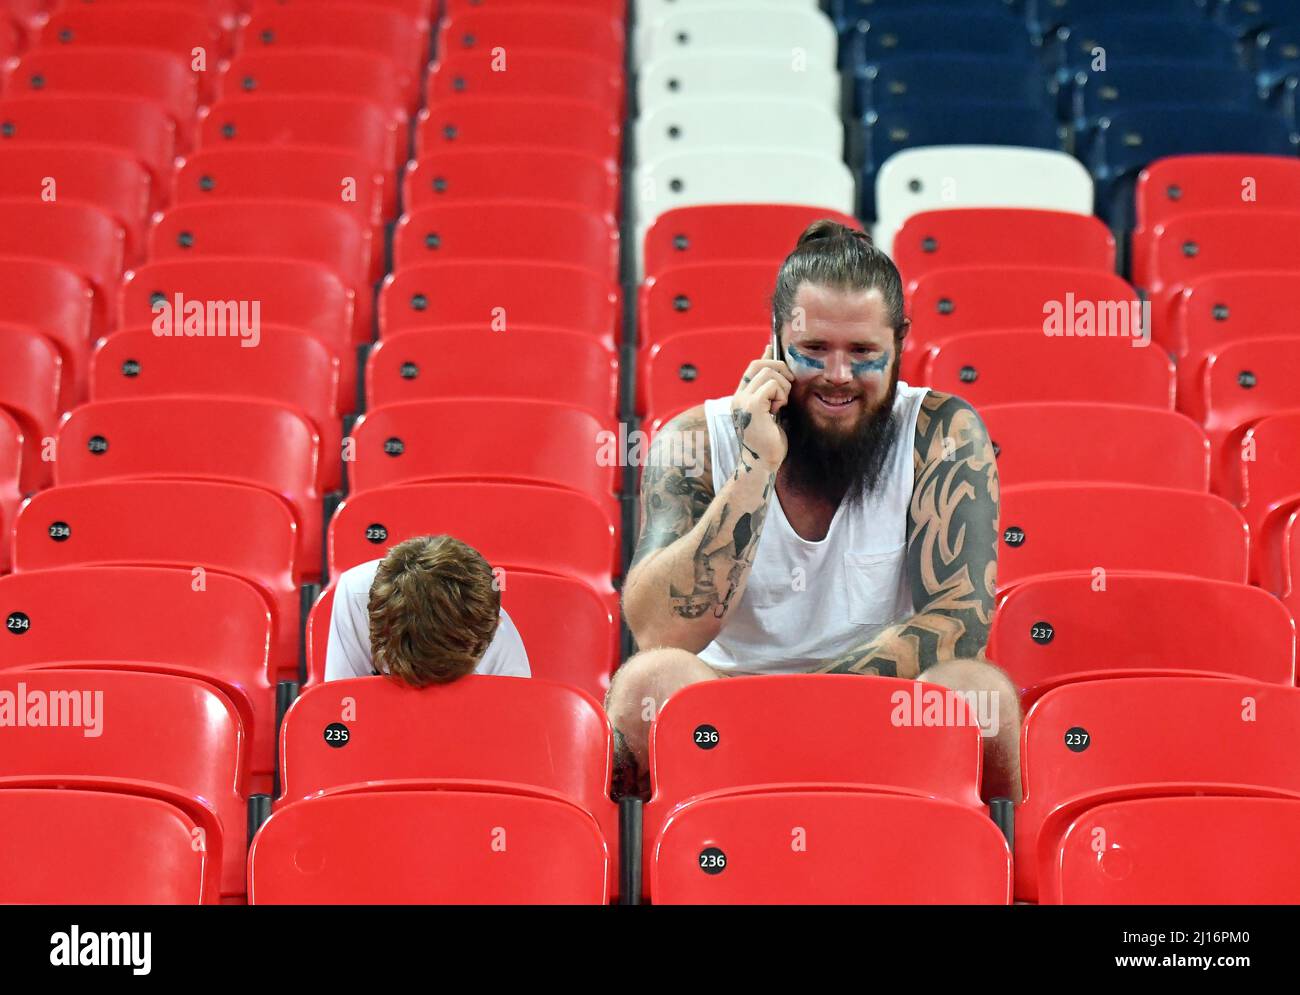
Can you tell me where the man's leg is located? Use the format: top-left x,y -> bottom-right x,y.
919,658 -> 1023,803
605,647 -> 722,797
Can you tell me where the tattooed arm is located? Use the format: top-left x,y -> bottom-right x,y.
623,359 -> 791,651
815,391 -> 999,678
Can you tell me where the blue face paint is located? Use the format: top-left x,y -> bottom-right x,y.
787,343 -> 890,379
850,350 -> 890,378
785,344 -> 824,378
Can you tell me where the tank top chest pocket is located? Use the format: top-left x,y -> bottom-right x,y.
843,544 -> 908,624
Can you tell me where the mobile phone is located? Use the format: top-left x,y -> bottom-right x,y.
771,327 -> 783,364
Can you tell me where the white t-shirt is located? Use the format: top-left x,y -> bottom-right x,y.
696,383 -> 930,675
324,559 -> 531,681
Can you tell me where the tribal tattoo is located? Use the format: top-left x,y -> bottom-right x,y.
818,391 -> 999,678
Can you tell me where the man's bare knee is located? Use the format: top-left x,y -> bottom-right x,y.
920,658 -> 1023,803
606,647 -> 720,766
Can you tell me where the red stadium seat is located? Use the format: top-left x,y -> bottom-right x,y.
13,479 -> 303,677
645,675 -> 984,831
250,788 -> 609,904
0,668 -> 248,898
147,200 -> 375,342
652,791 -> 1011,905
0,15 -> 21,65
988,572 -> 1295,708
892,209 -> 1116,286
427,48 -> 621,111
367,328 -> 618,422
643,326 -> 765,423
639,261 -> 773,351
328,482 -> 619,593
403,149 -> 618,218
414,97 -> 621,165
345,400 -> 619,518
642,205 -> 861,278
75,0 -> 239,31
1171,271 -> 1300,420
90,325 -> 344,489
393,202 -> 619,279
0,96 -> 176,203
442,0 -> 624,18
38,2 -> 224,101
219,49 -> 407,119
1047,795 -> 1300,904
1132,154 -> 1300,287
0,325 -> 59,491
644,676 -> 989,896
0,785 -> 221,904
904,266 -> 1141,382
303,568 -> 618,698
1284,510 -> 1300,623
119,257 -> 355,365
0,257 -> 92,408
273,675 -> 616,898
1202,337 -> 1300,500
249,0 -> 433,19
0,199 -> 124,333
53,396 -> 324,582
996,484 -> 1250,592
1016,678 -> 1300,902
0,408 -> 21,573
437,8 -> 624,67
197,95 -> 401,175
1141,211 -> 1300,339
0,565 -> 279,785
380,262 -> 618,345
1241,411 -> 1300,590
923,331 -> 1176,409
0,145 -> 152,263
175,145 -> 389,236
278,676 -> 613,817
6,46 -> 199,150
239,2 -> 427,110
980,402 -> 1209,490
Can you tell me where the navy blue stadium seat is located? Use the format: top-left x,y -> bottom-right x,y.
1089,107 -> 1296,226
833,0 -> 1020,36
1051,16 -> 1238,71
856,103 -> 1062,218
1279,75 -> 1300,132
1028,0 -> 1209,43
1217,0 -> 1298,36
853,55 -> 1048,119
1065,62 -> 1260,159
1255,22 -> 1300,91
841,11 -> 1032,71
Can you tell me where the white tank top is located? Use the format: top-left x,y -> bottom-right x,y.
696,382 -> 930,674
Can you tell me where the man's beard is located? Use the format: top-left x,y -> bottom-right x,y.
778,367 -> 902,508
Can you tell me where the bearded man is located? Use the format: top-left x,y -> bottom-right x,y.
610,220 -> 1020,801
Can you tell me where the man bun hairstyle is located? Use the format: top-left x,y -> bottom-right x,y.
771,219 -> 908,344
368,534 -> 501,687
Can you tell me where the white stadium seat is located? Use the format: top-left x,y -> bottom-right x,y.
634,98 -> 844,169
636,3 -> 838,70
638,52 -> 842,114
633,0 -> 824,64
872,145 -> 1095,256
633,149 -> 856,251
